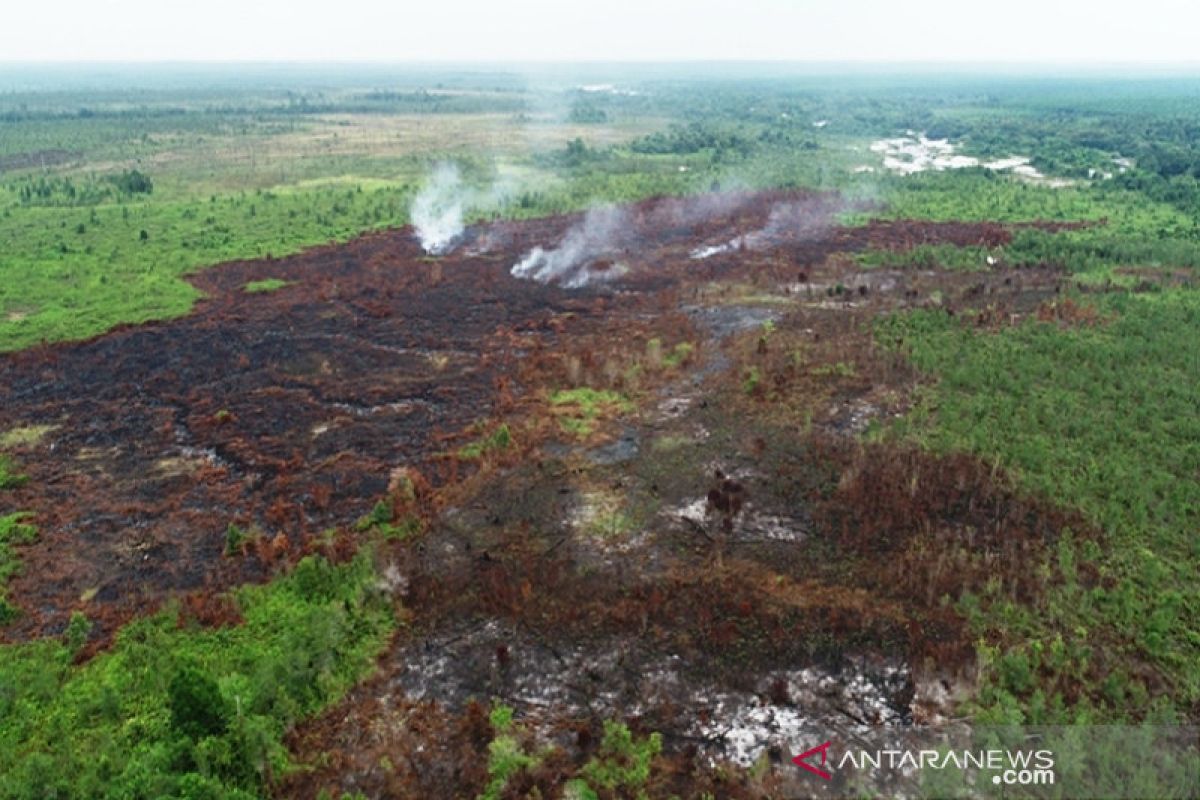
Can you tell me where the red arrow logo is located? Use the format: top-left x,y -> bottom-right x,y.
792,740 -> 834,780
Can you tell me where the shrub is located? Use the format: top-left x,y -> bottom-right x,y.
168,665 -> 230,740
0,457 -> 28,490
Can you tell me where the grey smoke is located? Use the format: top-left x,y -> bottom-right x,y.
690,198 -> 840,259
509,192 -> 753,288
510,205 -> 630,288
510,190 -> 844,287
411,163 -> 466,255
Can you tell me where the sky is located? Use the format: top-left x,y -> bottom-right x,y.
2,0 -> 1198,63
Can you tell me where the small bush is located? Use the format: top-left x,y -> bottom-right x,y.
0,456 -> 28,490
458,424 -> 512,460
168,665 -> 230,740
110,169 -> 153,196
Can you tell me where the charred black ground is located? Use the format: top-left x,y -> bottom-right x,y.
0,191 -> 1099,796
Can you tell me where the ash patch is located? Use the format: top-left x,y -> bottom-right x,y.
391,620 -> 911,769
690,661 -> 911,767
583,428 -> 640,466
669,497 -> 810,544
684,305 -> 780,340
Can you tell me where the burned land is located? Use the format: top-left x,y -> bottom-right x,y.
0,189 -> 1111,796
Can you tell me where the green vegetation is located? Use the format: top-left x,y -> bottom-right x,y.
549,388 -> 635,437
478,704 -> 541,800
0,456 -> 28,490
857,243 -> 998,271
811,361 -> 856,378
354,500 -> 421,541
478,705 -> 661,800
569,721 -> 662,799
242,278 -> 292,294
647,338 -> 695,369
223,523 -> 261,556
0,513 -> 38,624
457,423 -> 513,460
577,489 -> 639,540
0,552 -> 394,798
742,366 -> 762,395
0,186 -> 414,351
881,289 -> 1200,721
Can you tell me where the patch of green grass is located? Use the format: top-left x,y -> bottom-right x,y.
742,366 -> 762,395
880,288 -> 1200,721
0,186 -> 414,352
811,361 -> 857,378
354,500 -> 422,541
549,389 -> 633,438
576,490 -> 638,540
857,243 -> 998,272
478,706 -> 663,800
661,341 -> 695,369
223,523 -> 261,556
457,423 -> 512,460
0,456 -> 28,491
0,513 -> 38,625
378,515 -> 423,541
0,425 -> 57,449
0,552 -> 394,798
242,278 -> 292,294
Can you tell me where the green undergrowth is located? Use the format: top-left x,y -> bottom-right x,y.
242,278 -> 292,294
867,171 -> 1200,280
479,704 -> 542,800
0,456 -> 28,490
0,187 -> 413,352
354,500 -> 423,541
857,243 -> 998,272
568,720 -> 663,799
549,388 -> 635,438
481,704 -> 662,800
646,338 -> 695,369
874,171 -> 1196,233
880,288 -> 1200,722
458,423 -> 513,461
0,551 -> 395,799
0,513 -> 38,625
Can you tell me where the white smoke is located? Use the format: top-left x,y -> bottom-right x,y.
510,191 -> 843,286
510,205 -> 630,288
690,198 -> 838,259
649,190 -> 752,230
411,163 -> 466,255
690,241 -> 740,260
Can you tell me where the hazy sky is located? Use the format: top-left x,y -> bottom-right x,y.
3,0 -> 1198,63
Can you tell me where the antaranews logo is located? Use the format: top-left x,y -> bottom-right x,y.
791,739 -> 1056,788
791,741 -> 834,781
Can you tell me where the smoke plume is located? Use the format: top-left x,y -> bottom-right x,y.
690,197 -> 841,259
510,205 -> 630,288
510,190 -> 846,287
411,163 -> 466,255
